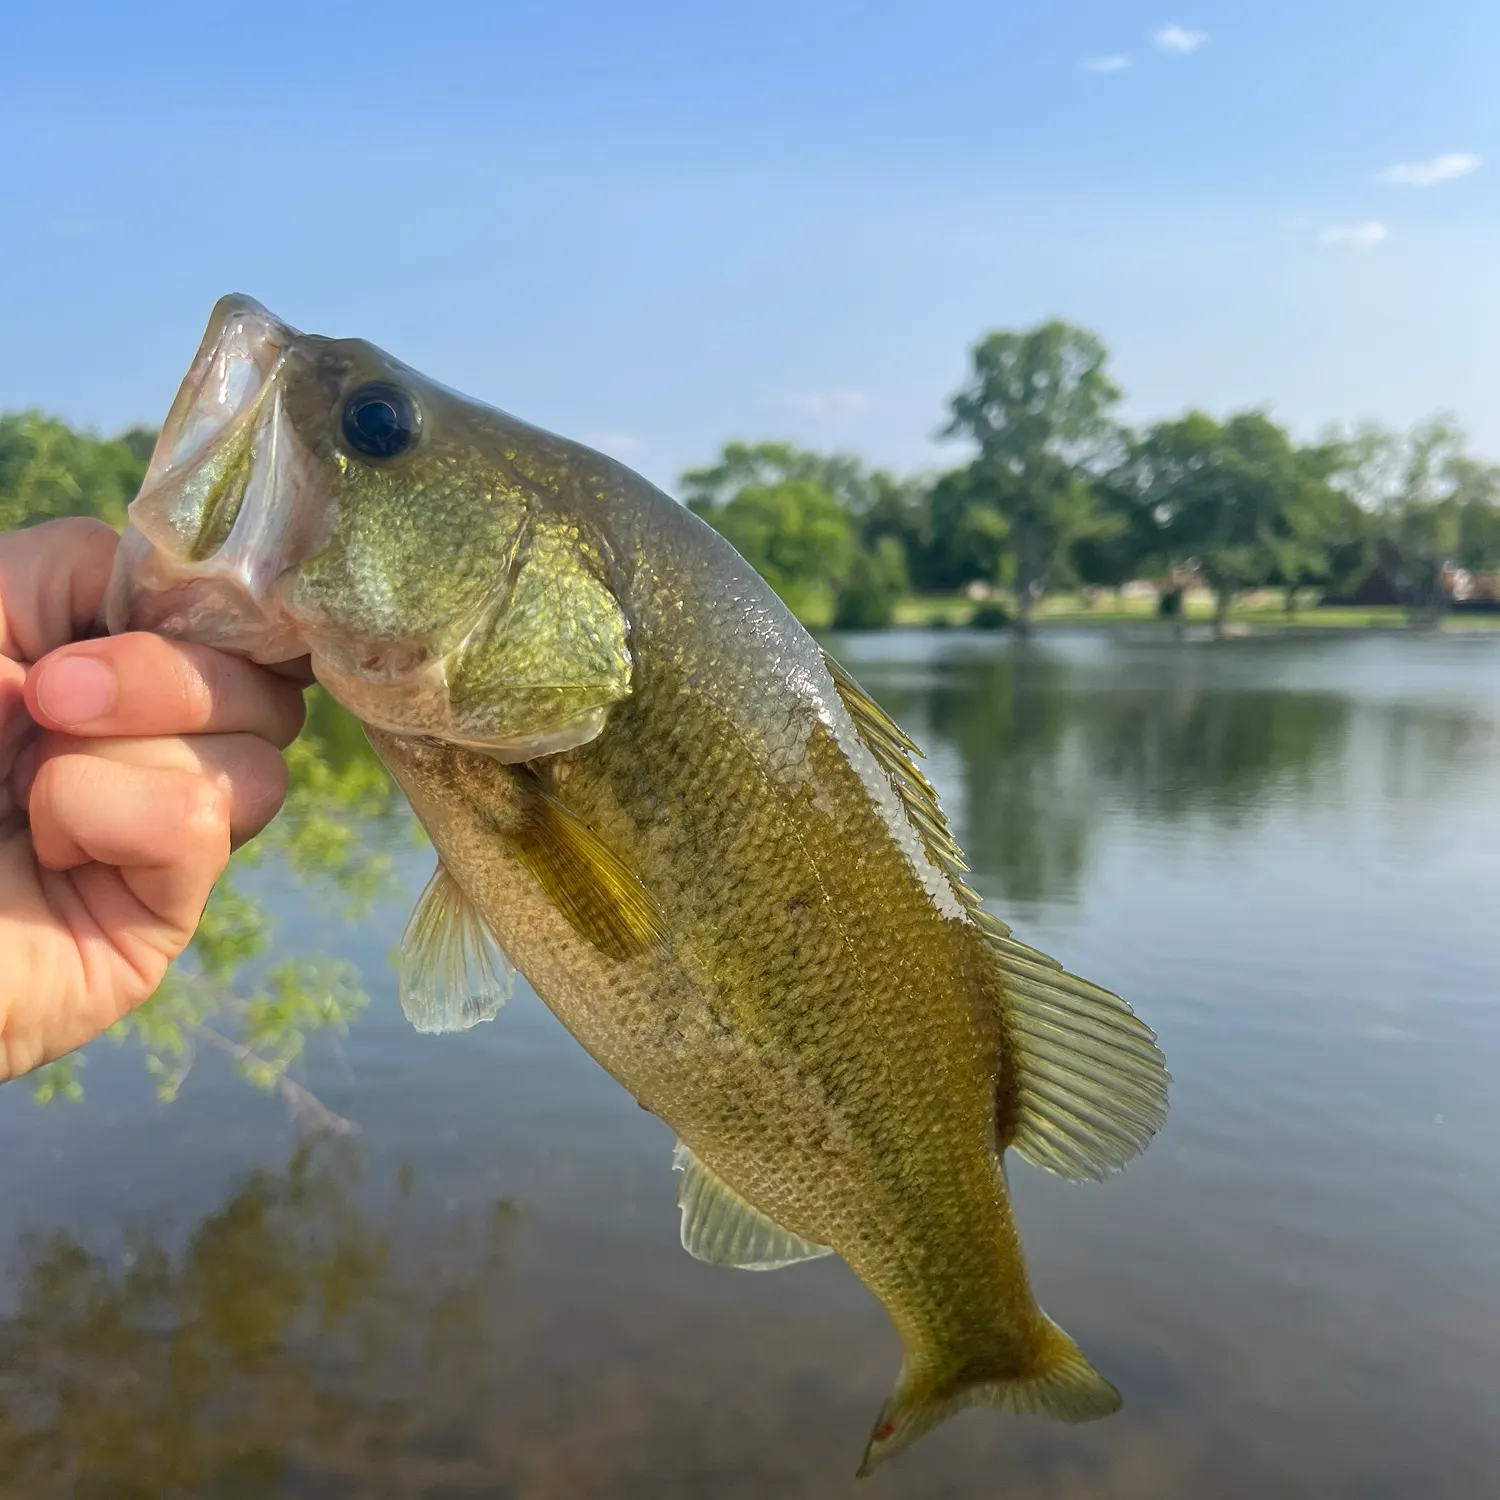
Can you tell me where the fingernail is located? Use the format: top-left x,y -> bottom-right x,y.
36,655 -> 117,727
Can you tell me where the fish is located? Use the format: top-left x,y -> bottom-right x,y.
105,295 -> 1169,1475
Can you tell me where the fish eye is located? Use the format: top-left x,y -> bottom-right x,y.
340,382 -> 421,460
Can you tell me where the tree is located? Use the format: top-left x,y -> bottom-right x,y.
1321,416 -> 1500,619
922,466 -> 1011,592
858,472 -> 936,589
1070,468 -> 1161,595
1268,435 -> 1372,612
711,477 -> 856,623
1453,456 -> 1500,573
678,441 -> 875,519
940,321 -> 1124,632
679,442 -> 919,626
832,534 -> 909,629
0,411 -> 152,531
1385,418 -> 1466,618
1123,410 -> 1338,636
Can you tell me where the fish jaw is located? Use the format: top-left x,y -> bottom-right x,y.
103,294 -> 329,665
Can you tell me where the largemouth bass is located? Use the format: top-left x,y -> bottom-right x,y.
106,296 -> 1169,1474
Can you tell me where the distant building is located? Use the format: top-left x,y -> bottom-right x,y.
1321,549 -> 1500,611
1446,567 -> 1500,612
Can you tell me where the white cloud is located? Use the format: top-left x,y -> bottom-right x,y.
1375,152 -> 1481,187
1317,221 -> 1389,249
583,432 -> 644,458
1080,54 -> 1132,73
1154,24 -> 1207,54
766,389 -> 873,421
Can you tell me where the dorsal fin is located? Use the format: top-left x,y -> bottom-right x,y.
821,652 -> 978,904
823,650 -> 1169,1183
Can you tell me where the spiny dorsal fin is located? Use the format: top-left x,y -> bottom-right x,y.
504,772 -> 668,962
399,862 -> 515,1034
823,650 -> 1169,1184
823,651 -> 978,903
673,1142 -> 834,1271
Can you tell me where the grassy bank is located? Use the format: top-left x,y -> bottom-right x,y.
882,593 -> 1500,632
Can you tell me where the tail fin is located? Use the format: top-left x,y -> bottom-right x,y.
855,1315 -> 1121,1478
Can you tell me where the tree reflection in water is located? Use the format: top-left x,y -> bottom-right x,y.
857,638 -> 1494,912
0,1143 -> 519,1498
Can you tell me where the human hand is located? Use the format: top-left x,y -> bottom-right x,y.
0,518 -> 309,1082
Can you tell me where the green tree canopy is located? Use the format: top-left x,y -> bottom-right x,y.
939,321 -> 1124,631
681,442 -> 923,626
1123,409 -> 1345,633
711,477 -> 856,622
832,534 -> 909,630
0,412 -> 152,531
1323,416 -> 1500,616
678,441 -> 876,518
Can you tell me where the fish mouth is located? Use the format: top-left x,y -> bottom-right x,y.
104,295 -> 323,664
146,294 -> 292,492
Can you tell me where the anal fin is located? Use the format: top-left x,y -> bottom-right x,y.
672,1142 -> 833,1271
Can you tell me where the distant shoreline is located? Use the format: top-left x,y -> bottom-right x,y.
822,593 -> 1500,636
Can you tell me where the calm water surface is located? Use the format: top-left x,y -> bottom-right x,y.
3,630 -> 1498,1499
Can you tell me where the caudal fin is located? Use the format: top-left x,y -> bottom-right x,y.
855,1315 -> 1121,1478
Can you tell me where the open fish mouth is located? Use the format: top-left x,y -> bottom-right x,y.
147,294 -> 291,488
103,295 -> 321,664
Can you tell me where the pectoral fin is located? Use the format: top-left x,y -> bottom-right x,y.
399,862 -> 514,1034
503,773 -> 668,963
672,1142 -> 833,1271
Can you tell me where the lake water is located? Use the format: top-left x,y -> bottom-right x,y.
3,629 -> 1499,1499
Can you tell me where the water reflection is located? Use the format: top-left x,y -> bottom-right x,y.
847,635 -> 1498,907
4,632 -> 1499,1498
0,1144 -> 519,1498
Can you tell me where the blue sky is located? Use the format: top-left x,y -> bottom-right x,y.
3,1 -> 1497,489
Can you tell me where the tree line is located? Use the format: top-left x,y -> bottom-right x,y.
7,319 -> 1500,636
682,321 -> 1500,633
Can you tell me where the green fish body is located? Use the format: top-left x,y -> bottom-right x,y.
107,296 -> 1169,1474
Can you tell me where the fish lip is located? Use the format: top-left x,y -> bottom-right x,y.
103,295 -> 321,660
142,294 -> 297,490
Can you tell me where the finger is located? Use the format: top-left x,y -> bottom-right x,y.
0,655 -> 29,769
21,731 -> 290,846
25,633 -> 307,747
27,756 -> 231,950
0,518 -> 118,663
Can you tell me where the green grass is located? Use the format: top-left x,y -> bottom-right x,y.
881,593 -> 1500,632
890,594 -> 977,627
